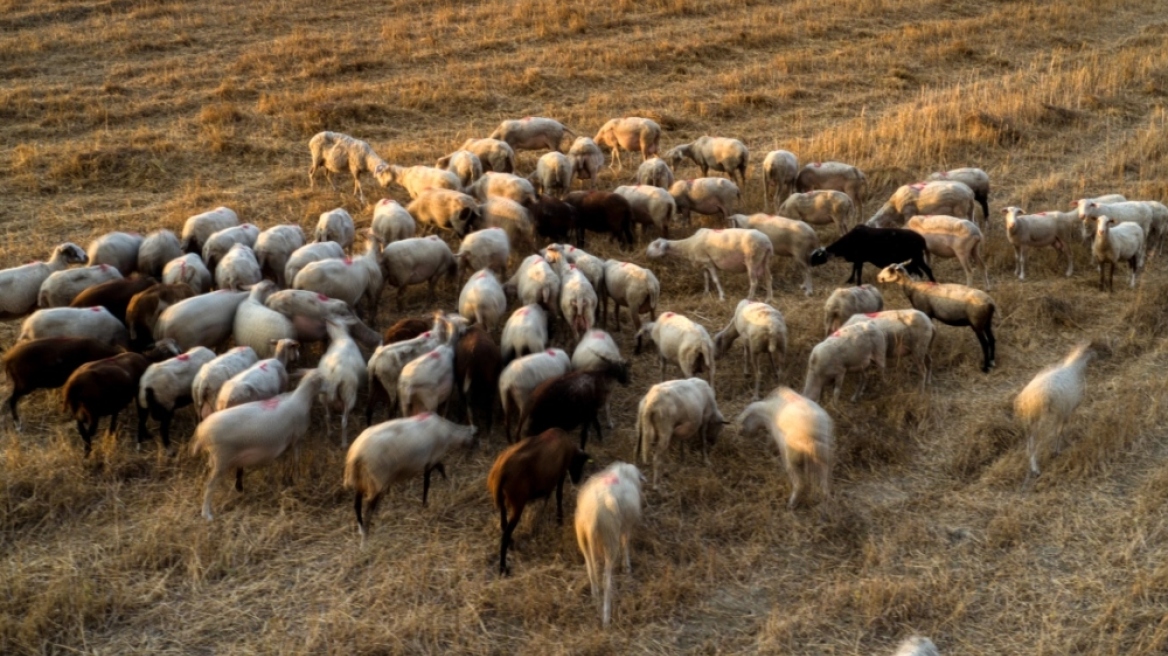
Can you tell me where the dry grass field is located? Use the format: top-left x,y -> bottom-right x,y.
3,0 -> 1168,653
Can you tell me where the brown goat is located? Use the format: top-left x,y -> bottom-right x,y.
69,276 -> 158,325
520,357 -> 631,448
2,337 -> 124,430
454,325 -> 502,435
565,191 -> 635,249
487,428 -> 590,574
382,316 -> 433,344
125,283 -> 197,343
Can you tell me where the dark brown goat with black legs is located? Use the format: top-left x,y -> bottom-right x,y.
2,337 -> 124,431
519,356 -> 630,449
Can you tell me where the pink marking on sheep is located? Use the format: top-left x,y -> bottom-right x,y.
416,412 -> 432,421
317,293 -> 328,301
89,306 -> 102,312
262,397 -> 279,409
178,354 -> 190,361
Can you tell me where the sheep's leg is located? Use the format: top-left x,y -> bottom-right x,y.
323,402 -> 332,441
851,371 -> 868,402
235,468 -> 244,492
366,380 -> 386,427
1027,427 -> 1041,477
340,407 -> 350,449
602,555 -> 615,627
354,492 -> 367,538
422,465 -> 435,506
832,374 -> 843,405
658,354 -> 667,382
985,322 -> 996,369
78,420 -> 95,457
107,410 -> 120,440
6,392 -> 22,433
201,470 -> 221,521
499,506 -> 522,575
135,403 -> 150,451
973,329 -> 992,373
753,353 -> 764,401
788,473 -> 805,509
579,422 -> 590,450
592,415 -> 604,443
160,413 -> 174,454
1013,244 -> 1023,279
621,532 -> 632,574
705,265 -> 726,301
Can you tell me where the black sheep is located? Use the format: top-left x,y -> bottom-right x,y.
810,225 -> 935,284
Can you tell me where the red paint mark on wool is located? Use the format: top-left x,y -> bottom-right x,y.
663,312 -> 674,318
812,162 -> 822,167
865,312 -> 879,318
260,362 -> 269,371
517,308 -> 528,316
344,258 -> 353,265
262,397 -> 279,409
177,354 -> 190,361
99,264 -> 109,271
416,412 -> 432,421
831,330 -> 841,337
546,349 -> 556,356
592,331 -> 605,338
603,475 -> 619,485
421,331 -> 431,337
428,351 -> 440,359
317,293 -> 329,301
89,306 -> 102,312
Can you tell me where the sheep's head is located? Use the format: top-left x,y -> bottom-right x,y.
645,239 -> 669,259
726,214 -> 749,229
248,279 -> 279,303
1095,214 -> 1117,235
633,323 -> 655,355
435,154 -> 452,168
706,409 -> 728,447
374,164 -> 396,187
272,338 -> 300,364
808,248 -> 831,267
598,354 -> 631,386
145,338 -> 181,360
568,448 -> 590,484
56,242 -> 88,265
876,263 -> 910,284
663,146 -> 686,169
735,402 -> 770,440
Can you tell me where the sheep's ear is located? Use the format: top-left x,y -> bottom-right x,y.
899,259 -> 913,267
269,339 -> 278,345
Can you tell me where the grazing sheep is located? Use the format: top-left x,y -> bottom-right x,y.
738,387 -> 834,508
458,269 -> 508,332
635,157 -> 674,190
529,195 -> 582,245
383,164 -> 463,199
86,231 -> 143,276
453,138 -> 516,173
727,213 -> 817,296
319,321 -> 367,447
137,230 -> 183,279
283,241 -> 346,288
38,264 -> 122,308
137,346 -> 216,451
777,190 -> 854,236
868,181 -> 976,228
877,263 -> 996,372
762,150 -> 798,210
505,254 -> 560,316
823,285 -> 884,336
478,197 -> 537,252
572,329 -> 623,429
382,316 -> 434,345
215,338 -> 300,411
307,131 -> 390,204
906,214 -> 990,289
810,225 -> 935,285
254,224 -> 306,287
1015,341 -> 1097,478
668,178 -> 740,224
530,152 -> 574,198
314,208 -> 356,252
501,304 -> 548,363
182,206 -> 239,254
1002,206 -> 1075,280
929,167 -> 990,222
154,290 -> 248,351
600,260 -> 658,332
214,243 -> 261,291
542,244 -> 606,301
575,461 -> 645,627
558,264 -> 599,344
802,321 -> 886,404
69,276 -> 157,326
499,348 -> 572,442
634,311 -> 716,393
713,300 -> 788,400
202,223 -> 260,272
665,136 -> 749,189
635,378 -> 725,486
565,191 -> 635,250
407,189 -> 481,237
594,117 -> 661,170
470,172 -> 537,207
1078,200 -> 1165,253
2,337 -> 123,431
232,281 -> 296,358
125,283 -> 197,343
162,253 -> 213,293
371,198 -> 417,245
0,242 -> 88,320
614,185 -> 675,239
365,314 -> 462,424
453,324 -> 502,434
843,309 -> 936,389
521,356 -> 630,449
381,236 -> 458,310
191,346 -> 259,419
568,137 -> 605,190
344,413 -> 477,536
438,149 -> 484,187
1092,215 -> 1145,292
19,306 -> 127,346
265,289 -> 380,348
646,228 -> 773,302
294,234 -> 384,320
489,116 -> 575,153
398,345 -> 456,417
457,227 -> 511,279
795,161 -> 867,209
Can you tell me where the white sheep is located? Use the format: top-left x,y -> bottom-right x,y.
38,264 -> 123,307
777,190 -> 854,236
86,231 -> 143,276
192,346 -> 258,419
568,136 -> 605,190
458,268 -> 507,331
1092,215 -> 1145,292
559,264 -> 599,343
614,184 -> 675,239
505,254 -> 560,314
1078,199 -> 1166,252
635,378 -> 725,485
572,329 -> 622,428
823,285 -> 884,336
232,280 -> 296,358
713,300 -> 788,400
647,227 -> 773,302
154,290 -> 248,350
868,181 -> 976,228
1069,194 -> 1127,242
307,131 -> 390,205
383,164 -> 463,199
452,138 -> 516,173
600,259 -> 658,332
575,461 -> 645,627
294,234 -> 384,319
283,241 -> 345,288
366,314 -> 462,423
438,149 -> 484,187
214,243 -> 262,291
202,223 -> 260,271
314,207 -> 356,252
665,136 -> 749,188
727,213 -> 818,296
18,306 -> 127,346
531,151 -> 574,198
0,242 -> 88,319
162,253 -> 213,294
264,290 -> 372,346
668,177 -> 740,224
737,387 -> 834,508
489,116 -> 575,152
381,236 -> 457,309
215,338 -> 300,411
456,227 -> 511,279
501,304 -> 548,363
634,311 -> 716,393
319,320 -> 366,447
762,150 -> 798,211
890,636 -> 940,656
802,321 -> 886,403
499,348 -> 572,441
181,206 -> 239,254
794,161 -> 867,209
595,117 -> 661,170
407,189 -> 480,237
470,172 -> 537,207
478,197 -> 536,252
1015,341 -> 1098,478
541,244 -> 606,298
635,157 -> 674,190
1001,206 -> 1075,280
137,346 -> 217,450
371,198 -> 417,245
843,309 -> 936,389
137,230 -> 183,279
929,167 -> 990,221
254,224 -> 306,287
906,214 -> 990,289
398,345 -> 455,417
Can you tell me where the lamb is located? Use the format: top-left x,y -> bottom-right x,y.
470,172 -> 537,207
452,138 -> 516,173
318,321 -> 366,447
18,306 -> 127,346
762,150 -> 798,210
453,324 -> 502,434
153,290 -> 248,350
843,309 -> 936,389
381,235 -> 458,310
572,329 -> 623,428
635,378 -> 725,485
646,228 -> 773,302
477,198 -> 537,251
867,181 -> 976,228
665,136 -> 749,188
906,214 -> 990,288
928,167 -> 990,222
38,264 -> 123,308
214,338 -> 300,412
634,311 -> 716,394
1015,341 -> 1098,478
253,224 -> 306,287
314,207 -> 356,252
294,233 -> 384,320
727,213 -> 818,296
575,461 -> 645,627
558,263 -> 599,344
265,289 -> 380,348
69,276 -> 157,325
488,116 -> 575,152
191,346 -> 258,419
1092,215 -> 1145,292
86,231 -> 143,276
521,356 -> 631,450
1077,200 -> 1165,253
504,254 -> 559,315
407,189 -> 481,237
136,230 -> 183,279
232,280 -> 296,358
456,227 -> 510,279
2,337 -> 123,431
613,185 -> 675,239
0,242 -> 88,319
125,283 -> 197,343
371,198 -> 417,245
777,190 -> 854,236
214,243 -> 262,291
398,345 -> 456,417
499,348 -> 572,442
307,131 -> 390,204
365,313 -> 462,424
600,260 -> 658,332
594,117 -> 662,170
794,161 -> 867,209
284,241 -> 346,286
501,304 -> 549,363
202,223 -> 260,271
823,285 -> 884,336
802,321 -> 886,403
438,149 -> 484,187
136,346 -> 216,451
530,151 -> 574,198
810,225 -> 935,285
635,157 -> 674,190
181,206 -> 239,254
344,413 -> 478,536
488,428 -> 590,574
565,191 -> 635,249
877,262 -> 996,372
713,300 -> 788,400
382,164 -> 463,199
737,387 -> 834,508
192,369 -> 327,520
1002,206 -> 1075,280
568,137 -> 605,190
162,253 -> 212,293
668,178 -> 740,224
529,195 -> 582,245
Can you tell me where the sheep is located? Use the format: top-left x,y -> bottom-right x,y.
558,264 -> 599,344
0,242 -> 88,320
232,280 -> 296,358
284,241 -> 346,286
499,348 -> 572,442
565,191 -> 635,249
521,355 -> 630,449
737,387 -> 834,508
215,338 -> 301,411
214,243 -> 262,291
1069,194 -> 1127,242
453,324 -> 502,434
191,346 -> 258,419
572,329 -> 623,428
458,268 -> 508,332
488,428 -> 590,574
822,285 -> 883,335
574,461 -> 645,627
594,117 -> 661,170
365,314 -> 462,424
668,178 -> 740,224
928,167 -> 990,222
843,309 -> 936,389
477,197 -> 537,251
371,198 -> 417,245
810,225 -> 935,285
314,207 -> 356,252
383,164 -> 463,199
530,151 -> 574,198
137,230 -> 183,279
307,131 -> 390,205
488,116 -> 575,153
542,244 -> 606,302
529,195 -> 582,245
762,150 -> 798,211
136,346 -> 216,451
1092,215 -> 1145,292
635,156 -> 674,190
38,264 -> 123,308
1015,341 -> 1098,478
794,161 -> 867,209
407,189 -> 481,237
890,636 -> 941,656
344,413 -> 478,536
192,369 -> 327,520
635,378 -> 725,486
265,289 -> 380,348
125,282 -> 196,344
398,345 -> 456,418
456,227 -> 511,279
62,339 -> 180,456
727,213 -> 818,296
438,149 -> 483,187
181,206 -> 239,254
877,262 -> 996,372
867,181 -> 976,228
713,300 -> 788,400
568,137 -> 605,190
452,138 -> 515,173
381,236 -> 458,310
86,231 -> 143,276
2,337 -> 123,431
1077,200 -> 1166,253
777,190 -> 854,236
504,254 -> 560,315
318,320 -> 366,447
665,136 -> 749,188
1002,206 -> 1075,280
646,228 -> 773,302
253,224 -> 306,287
802,321 -> 886,404
634,311 -> 716,394
501,304 -> 548,363
470,172 -> 537,207
19,306 -> 127,346
293,233 -> 384,320
600,260 -> 658,332
162,253 -> 212,293
613,185 -> 675,239
906,214 -> 990,288
153,290 -> 248,351
202,223 -> 260,272
69,276 -> 158,326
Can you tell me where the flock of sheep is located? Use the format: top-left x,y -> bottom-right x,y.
3,111 -> 1164,641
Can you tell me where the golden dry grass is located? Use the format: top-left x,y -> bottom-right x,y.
3,0 -> 1168,653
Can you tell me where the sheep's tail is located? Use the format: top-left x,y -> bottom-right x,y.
342,451 -> 365,492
